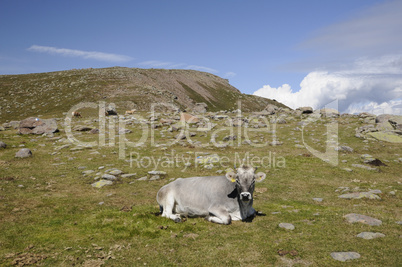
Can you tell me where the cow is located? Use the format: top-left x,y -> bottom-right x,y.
72,111 -> 82,118
156,166 -> 266,224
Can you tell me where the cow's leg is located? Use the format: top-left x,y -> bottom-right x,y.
206,207 -> 232,225
160,193 -> 181,223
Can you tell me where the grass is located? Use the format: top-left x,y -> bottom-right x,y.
0,112 -> 401,266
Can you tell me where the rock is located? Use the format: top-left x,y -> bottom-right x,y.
91,180 -> 113,188
137,176 -> 148,181
223,135 -> 237,141
264,104 -> 279,115
101,174 -> 117,181
338,192 -> 381,200
121,173 -> 136,178
180,113 -> 199,124
118,129 -> 132,134
389,116 -> 402,130
278,223 -> 295,230
330,252 -> 361,262
73,125 -> 93,131
344,213 -> 382,226
0,141 -> 7,149
169,123 -> 183,132
297,106 -> 313,114
0,126 -> 5,131
3,121 -> 20,129
82,170 -> 95,175
351,164 -> 379,171
366,131 -> 402,143
320,108 -> 339,118
89,128 -> 100,134
356,232 -> 385,239
148,171 -> 167,179
108,169 -> 123,175
335,145 -> 353,152
18,117 -> 58,135
313,198 -> 323,202
15,148 -> 32,158
193,103 -> 208,113
105,105 -> 117,116
175,133 -> 186,140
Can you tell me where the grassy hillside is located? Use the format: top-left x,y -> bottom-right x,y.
0,67 -> 288,122
0,111 -> 400,266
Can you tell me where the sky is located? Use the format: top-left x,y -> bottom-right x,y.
0,0 -> 401,114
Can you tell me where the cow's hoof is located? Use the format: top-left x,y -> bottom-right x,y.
174,218 -> 181,223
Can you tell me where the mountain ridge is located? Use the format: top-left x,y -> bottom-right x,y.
0,67 -> 289,121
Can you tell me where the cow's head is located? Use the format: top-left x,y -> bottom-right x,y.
226,166 -> 266,202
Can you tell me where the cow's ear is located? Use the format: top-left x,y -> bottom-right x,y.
255,172 -> 266,182
226,172 -> 236,183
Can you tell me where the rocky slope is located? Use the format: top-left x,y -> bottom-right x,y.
0,67 -> 288,121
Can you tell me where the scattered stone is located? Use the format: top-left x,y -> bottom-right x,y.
118,129 -> 132,134
356,232 -> 385,239
15,148 -> 32,158
121,173 -> 136,178
89,128 -> 99,134
223,135 -> 237,141
320,108 -> 339,118
180,113 -> 199,123
344,213 -> 382,226
73,125 -> 93,131
108,169 -> 123,175
278,223 -> 295,230
91,180 -> 113,188
296,107 -> 313,114
351,164 -> 378,171
367,131 -> 402,143
389,191 -> 396,195
312,198 -> 323,202
338,191 -> 381,200
82,170 -> 95,175
0,141 -> 7,149
193,103 -> 208,113
137,176 -> 148,181
18,117 -> 58,135
330,252 -> 361,262
101,174 -> 117,181
342,168 -> 353,172
335,145 -> 353,152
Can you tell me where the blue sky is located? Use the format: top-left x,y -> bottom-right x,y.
1,0 -> 401,114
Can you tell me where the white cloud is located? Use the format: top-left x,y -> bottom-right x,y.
27,45 -> 133,62
223,72 -> 236,78
137,61 -> 218,73
186,65 -> 218,73
138,60 -> 173,67
253,55 -> 402,115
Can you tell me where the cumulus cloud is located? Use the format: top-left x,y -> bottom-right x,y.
253,55 -> 402,114
255,1 -> 402,115
27,45 -> 133,62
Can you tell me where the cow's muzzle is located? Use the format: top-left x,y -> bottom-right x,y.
240,192 -> 252,202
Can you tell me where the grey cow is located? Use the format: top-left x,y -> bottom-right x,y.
156,166 -> 266,224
